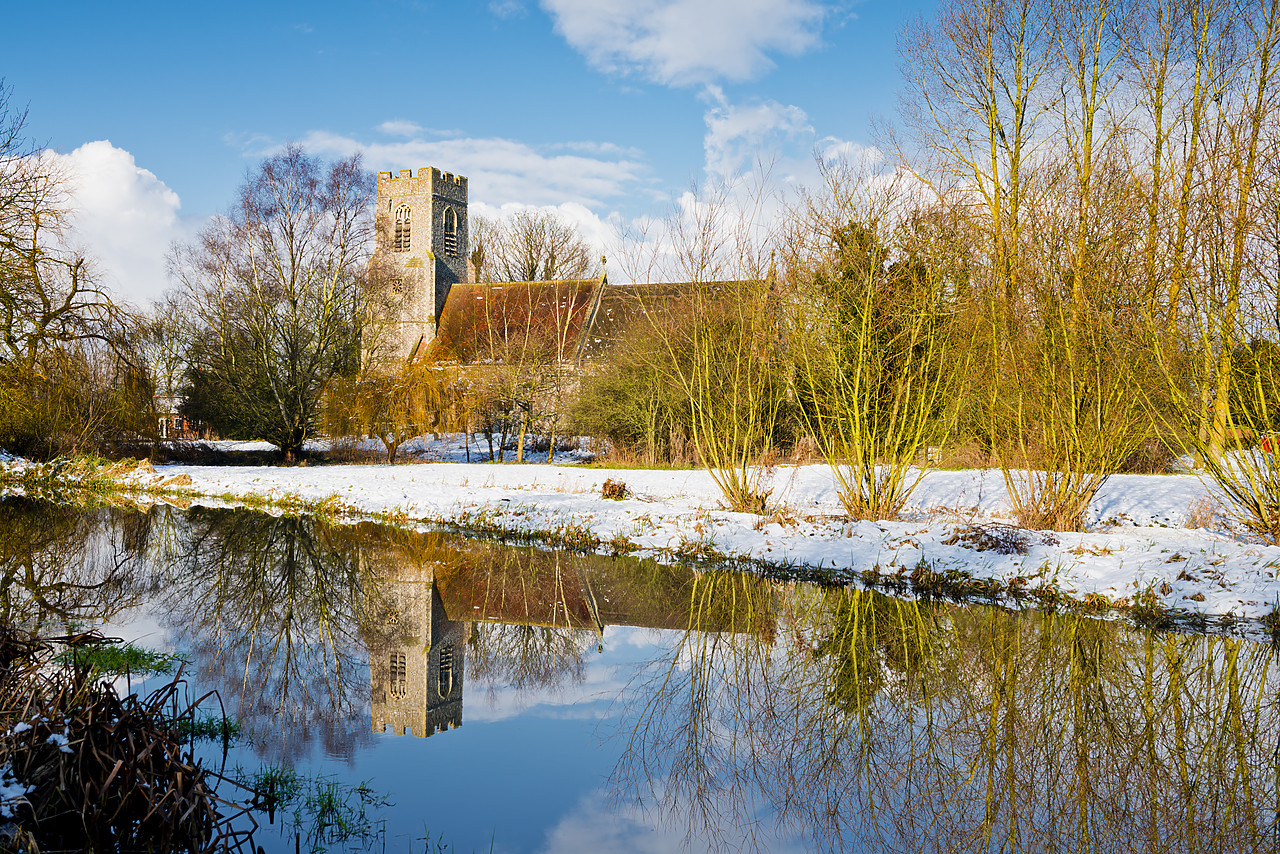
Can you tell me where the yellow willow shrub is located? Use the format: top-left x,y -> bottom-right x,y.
993,300 -> 1148,532
676,281 -> 789,514
619,175 -> 787,514
1156,339 -> 1280,542
324,362 -> 457,463
792,223 -> 961,520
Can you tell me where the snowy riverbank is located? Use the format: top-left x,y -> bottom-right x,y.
28,453 -> 1262,628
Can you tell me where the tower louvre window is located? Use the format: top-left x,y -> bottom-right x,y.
389,652 -> 408,699
393,205 -> 411,251
443,207 -> 458,256
438,645 -> 454,698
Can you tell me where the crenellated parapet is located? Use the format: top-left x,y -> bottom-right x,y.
376,167 -> 467,200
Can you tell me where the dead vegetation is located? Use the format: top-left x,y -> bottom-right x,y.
941,523 -> 1059,555
600,478 -> 630,500
1183,497 -> 1221,530
0,628 -> 256,852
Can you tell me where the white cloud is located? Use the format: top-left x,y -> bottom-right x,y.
541,0 -> 828,86
816,136 -> 881,166
293,129 -> 649,209
702,86 -> 813,180
43,141 -> 188,308
489,0 -> 527,17
472,199 -> 620,265
376,119 -> 425,137
540,785 -> 814,854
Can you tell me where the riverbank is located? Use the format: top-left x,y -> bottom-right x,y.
4,452 -> 1279,633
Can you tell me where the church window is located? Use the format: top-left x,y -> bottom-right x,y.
394,205 -> 411,251
438,645 -> 454,698
389,652 -> 408,699
443,207 -> 458,256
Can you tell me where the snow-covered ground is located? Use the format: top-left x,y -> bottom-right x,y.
4,442 -> 1279,626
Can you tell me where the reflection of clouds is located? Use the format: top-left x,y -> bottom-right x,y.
613,627 -> 668,649
468,627 -> 697,722
540,782 -> 809,854
96,603 -> 171,653
467,656 -> 628,723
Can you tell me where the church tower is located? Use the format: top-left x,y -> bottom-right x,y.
370,167 -> 469,363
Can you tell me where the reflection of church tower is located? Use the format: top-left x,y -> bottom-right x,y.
370,571 -> 466,738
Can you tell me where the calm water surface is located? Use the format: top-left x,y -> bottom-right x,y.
2,496 -> 1279,853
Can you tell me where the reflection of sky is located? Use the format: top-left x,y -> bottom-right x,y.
175,623 -> 789,854
466,626 -> 637,724
87,587 -> 774,854
34,505 -> 1280,853
542,786 -> 812,854
63,508 -> 805,852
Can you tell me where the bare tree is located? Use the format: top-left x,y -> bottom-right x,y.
0,81 -> 113,376
1203,0 -> 1280,461
896,0 -> 1057,310
895,0 -> 1162,529
0,81 -> 145,457
473,209 -> 600,283
460,208 -> 602,461
169,145 -> 373,462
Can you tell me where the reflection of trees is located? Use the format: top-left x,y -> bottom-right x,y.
6,505 -> 480,757
612,570 -> 779,851
158,508 -> 383,761
615,580 -> 1280,853
15,500 -> 1276,852
468,623 -> 593,694
446,543 -> 599,705
0,498 -> 140,631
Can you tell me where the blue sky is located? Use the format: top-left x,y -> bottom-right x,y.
5,0 -> 936,305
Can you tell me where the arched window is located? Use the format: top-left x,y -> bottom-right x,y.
437,645 -> 454,698
394,205 -> 411,251
443,207 -> 458,256
389,652 -> 408,699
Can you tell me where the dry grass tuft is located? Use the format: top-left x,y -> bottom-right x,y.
942,523 -> 1058,555
936,440 -> 994,470
600,478 -> 630,500
1183,496 -> 1221,529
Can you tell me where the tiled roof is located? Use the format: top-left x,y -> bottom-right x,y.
425,278 -> 706,364
427,278 -> 604,364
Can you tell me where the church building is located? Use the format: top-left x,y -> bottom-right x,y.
369,166 -> 653,367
